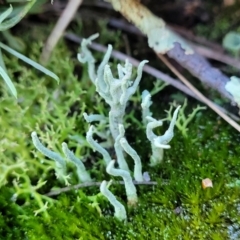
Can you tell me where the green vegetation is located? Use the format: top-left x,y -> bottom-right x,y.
0,29 -> 240,240
0,1 -> 59,98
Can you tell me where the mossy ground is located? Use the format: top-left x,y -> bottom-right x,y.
0,24 -> 240,240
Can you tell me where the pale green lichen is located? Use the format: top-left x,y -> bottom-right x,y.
79,38 -> 147,139
86,125 -> 112,165
77,33 -> 99,82
62,142 -> 92,183
225,76 -> 240,115
146,106 -> 181,166
83,112 -> 107,123
100,180 -> 127,222
118,124 -> 143,182
113,124 -> 130,172
148,27 -> 193,54
107,0 -> 193,54
32,132 -> 93,185
31,131 -> 68,183
28,34 -> 181,221
106,160 -> 138,206
141,90 -> 152,126
223,32 -> 240,56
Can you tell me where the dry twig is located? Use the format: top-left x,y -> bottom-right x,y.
191,44 -> 240,69
40,0 -> 83,63
158,54 -> 240,133
45,180 -> 158,197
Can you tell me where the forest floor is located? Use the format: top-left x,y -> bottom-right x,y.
1,1 -> 240,239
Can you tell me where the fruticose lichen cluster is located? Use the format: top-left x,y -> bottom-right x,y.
31,34 -> 181,221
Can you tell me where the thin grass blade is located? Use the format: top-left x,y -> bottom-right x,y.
0,5 -> 13,24
0,0 -> 36,31
0,42 -> 59,82
0,65 -> 17,98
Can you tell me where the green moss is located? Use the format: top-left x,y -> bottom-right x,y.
0,28 -> 240,239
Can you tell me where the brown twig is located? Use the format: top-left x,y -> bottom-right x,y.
191,44 -> 240,70
168,24 -> 224,52
167,43 -> 235,103
45,180 -> 158,197
40,0 -> 83,63
108,18 -> 240,69
158,54 -> 240,133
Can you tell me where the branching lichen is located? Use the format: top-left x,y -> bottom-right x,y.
146,106 -> 180,166
100,180 -> 127,221
106,160 -> 138,206
78,38 -> 147,139
86,125 -> 112,165
62,142 -> 92,183
31,131 -> 69,184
